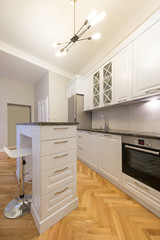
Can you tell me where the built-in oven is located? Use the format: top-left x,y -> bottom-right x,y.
122,136 -> 160,192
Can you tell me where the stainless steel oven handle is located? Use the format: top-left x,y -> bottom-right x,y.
125,145 -> 160,155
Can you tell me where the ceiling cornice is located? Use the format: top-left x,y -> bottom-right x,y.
0,41 -> 73,80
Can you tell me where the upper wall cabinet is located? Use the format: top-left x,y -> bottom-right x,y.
84,75 -> 93,111
102,61 -> 113,106
113,43 -> 132,104
66,75 -> 84,99
133,20 -> 160,98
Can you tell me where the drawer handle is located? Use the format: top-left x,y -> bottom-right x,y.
78,136 -> 82,139
54,154 -> 68,159
118,99 -> 127,103
134,182 -> 149,191
78,147 -> 82,150
54,141 -> 68,144
54,127 -> 68,130
55,187 -> 69,195
54,167 -> 68,173
145,88 -> 160,94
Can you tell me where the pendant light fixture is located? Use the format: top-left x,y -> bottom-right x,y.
53,0 -> 106,57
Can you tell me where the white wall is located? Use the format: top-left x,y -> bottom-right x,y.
49,71 -> 69,122
0,77 -> 34,150
92,100 -> 160,133
34,72 -> 49,121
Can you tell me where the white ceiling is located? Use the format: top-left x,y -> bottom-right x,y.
0,0 -> 159,80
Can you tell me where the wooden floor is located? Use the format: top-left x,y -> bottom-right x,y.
0,153 -> 160,240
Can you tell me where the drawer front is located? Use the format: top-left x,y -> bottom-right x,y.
41,180 -> 77,219
122,173 -> 160,211
41,138 -> 76,156
41,126 -> 76,140
41,162 -> 76,196
41,150 -> 76,172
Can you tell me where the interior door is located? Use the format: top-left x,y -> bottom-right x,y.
7,104 -> 31,148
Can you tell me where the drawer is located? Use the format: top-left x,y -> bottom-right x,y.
41,137 -> 76,156
41,150 -> 76,172
40,180 -> 77,219
41,126 -> 76,140
77,148 -> 84,160
41,162 -> 76,196
122,173 -> 160,211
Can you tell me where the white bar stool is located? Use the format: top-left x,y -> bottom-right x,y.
4,147 -> 32,218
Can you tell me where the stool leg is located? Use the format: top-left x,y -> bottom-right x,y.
4,157 -> 32,219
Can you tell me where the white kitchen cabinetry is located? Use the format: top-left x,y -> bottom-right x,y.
122,173 -> 160,217
98,134 -> 122,184
84,75 -> 93,111
77,131 -> 85,161
84,131 -> 98,169
133,20 -> 160,98
17,124 -> 78,234
113,44 -> 132,103
66,75 -> 84,99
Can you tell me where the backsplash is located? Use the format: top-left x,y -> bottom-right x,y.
92,100 -> 160,133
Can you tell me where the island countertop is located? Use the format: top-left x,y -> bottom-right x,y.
16,122 -> 79,126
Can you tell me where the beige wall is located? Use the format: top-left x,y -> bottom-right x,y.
34,72 -> 49,121
49,71 -> 69,122
92,100 -> 160,133
0,77 -> 34,150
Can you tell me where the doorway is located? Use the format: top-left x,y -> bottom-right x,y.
7,104 -> 31,147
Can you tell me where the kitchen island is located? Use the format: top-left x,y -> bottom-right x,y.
16,122 -> 78,234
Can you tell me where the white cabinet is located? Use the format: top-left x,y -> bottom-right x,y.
84,75 -> 93,111
66,75 -> 84,99
133,20 -> 160,98
113,44 -> 132,103
84,132 -> 98,169
98,134 -> 122,184
77,131 -> 85,161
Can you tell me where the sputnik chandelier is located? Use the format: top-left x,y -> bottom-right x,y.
53,0 -> 106,57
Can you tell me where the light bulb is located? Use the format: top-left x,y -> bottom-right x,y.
90,11 -> 106,27
91,33 -> 101,40
55,51 -> 63,57
87,10 -> 96,22
52,43 -> 58,48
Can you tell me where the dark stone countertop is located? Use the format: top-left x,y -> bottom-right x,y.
17,122 -> 79,126
77,128 -> 160,140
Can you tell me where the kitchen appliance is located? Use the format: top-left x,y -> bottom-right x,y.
68,94 -> 92,129
122,135 -> 160,192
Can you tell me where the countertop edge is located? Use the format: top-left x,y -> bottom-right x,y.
77,128 -> 160,140
17,122 -> 79,126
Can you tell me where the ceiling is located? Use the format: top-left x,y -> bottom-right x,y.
0,0 -> 159,80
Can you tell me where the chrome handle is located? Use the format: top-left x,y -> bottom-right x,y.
78,136 -> 82,139
118,99 -> 127,103
145,88 -> 160,94
104,134 -> 111,137
54,127 -> 68,130
54,141 -> 68,144
54,167 -> 68,173
55,187 -> 69,195
78,147 -> 82,150
125,145 -> 159,155
54,154 -> 68,159
134,182 -> 149,191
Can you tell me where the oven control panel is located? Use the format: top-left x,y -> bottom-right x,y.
122,136 -> 160,149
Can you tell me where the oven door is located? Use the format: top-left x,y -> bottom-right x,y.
122,143 -> 160,192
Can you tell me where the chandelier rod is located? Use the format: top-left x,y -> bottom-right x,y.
74,0 -> 76,35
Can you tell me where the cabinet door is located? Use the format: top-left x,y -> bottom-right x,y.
93,70 -> 101,108
98,134 -> 122,183
84,76 -> 93,111
102,61 -> 113,106
133,20 -> 160,98
113,44 -> 132,103
84,132 -> 98,169
77,131 -> 84,161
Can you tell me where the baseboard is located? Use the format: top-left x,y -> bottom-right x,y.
31,197 -> 78,234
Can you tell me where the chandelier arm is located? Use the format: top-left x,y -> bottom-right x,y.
75,23 -> 86,36
77,26 -> 90,38
58,41 -> 71,45
60,41 -> 72,52
77,37 -> 92,41
66,42 -> 75,52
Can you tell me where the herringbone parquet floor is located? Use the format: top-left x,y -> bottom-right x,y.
0,152 -> 160,240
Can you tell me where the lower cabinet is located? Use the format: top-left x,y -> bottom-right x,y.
84,132 -> 98,169
98,134 -> 122,184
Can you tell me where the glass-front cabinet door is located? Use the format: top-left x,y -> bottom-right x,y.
93,71 -> 100,108
103,62 -> 112,105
